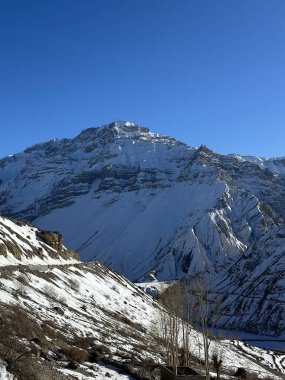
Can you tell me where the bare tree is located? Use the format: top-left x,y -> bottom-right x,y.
159,280 -> 196,374
195,280 -> 210,380
159,284 -> 183,375
179,281 -> 193,367
185,276 -> 212,380
212,352 -> 223,380
159,277 -> 223,380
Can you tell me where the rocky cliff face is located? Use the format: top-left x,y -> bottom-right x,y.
1,120 -> 285,333
0,216 -> 79,265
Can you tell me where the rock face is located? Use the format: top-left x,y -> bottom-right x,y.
0,216 -> 79,265
1,120 -> 285,333
36,230 -> 63,251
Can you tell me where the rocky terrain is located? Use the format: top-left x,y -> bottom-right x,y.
0,216 -> 284,379
0,216 -> 79,266
1,121 -> 285,336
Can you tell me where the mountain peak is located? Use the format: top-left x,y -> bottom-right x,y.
108,119 -> 136,128
197,144 -> 213,154
106,120 -> 150,134
76,120 -> 150,143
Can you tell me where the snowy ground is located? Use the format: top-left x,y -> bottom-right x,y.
0,364 -> 15,380
0,216 -> 79,266
59,361 -> 135,379
210,327 -> 285,351
0,262 -> 284,379
135,280 -> 176,297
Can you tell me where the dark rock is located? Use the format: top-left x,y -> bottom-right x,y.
67,361 -> 79,370
52,306 -> 64,315
36,230 -> 63,251
30,337 -> 41,345
233,367 -> 248,379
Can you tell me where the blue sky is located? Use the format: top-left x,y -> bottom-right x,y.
1,0 -> 285,158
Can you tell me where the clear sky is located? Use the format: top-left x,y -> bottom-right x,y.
1,0 -> 285,158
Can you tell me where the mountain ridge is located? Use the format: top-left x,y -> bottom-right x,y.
1,121 -> 285,336
4,120 -> 285,163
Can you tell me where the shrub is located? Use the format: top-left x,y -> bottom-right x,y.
73,336 -> 94,350
111,284 -> 119,292
68,278 -> 80,291
233,367 -> 248,379
17,273 -> 29,285
0,305 -> 50,380
63,345 -> 89,363
14,283 -> 27,297
43,284 -> 57,299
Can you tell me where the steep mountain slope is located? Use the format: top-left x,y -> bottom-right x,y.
2,263 -> 285,379
212,224 -> 285,335
1,120 -> 285,285
0,216 -> 284,379
0,216 -> 79,266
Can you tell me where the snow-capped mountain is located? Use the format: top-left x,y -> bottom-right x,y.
2,120 -> 285,336
1,120 -> 285,283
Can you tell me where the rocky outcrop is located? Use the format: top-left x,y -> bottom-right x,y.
36,230 -> 63,251
0,216 -> 79,265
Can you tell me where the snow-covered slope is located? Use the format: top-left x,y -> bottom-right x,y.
1,120 -> 285,335
229,154 -> 285,175
0,214 -> 284,379
1,262 -> 284,379
0,216 -> 79,266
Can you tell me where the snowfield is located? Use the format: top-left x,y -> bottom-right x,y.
0,261 -> 284,379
